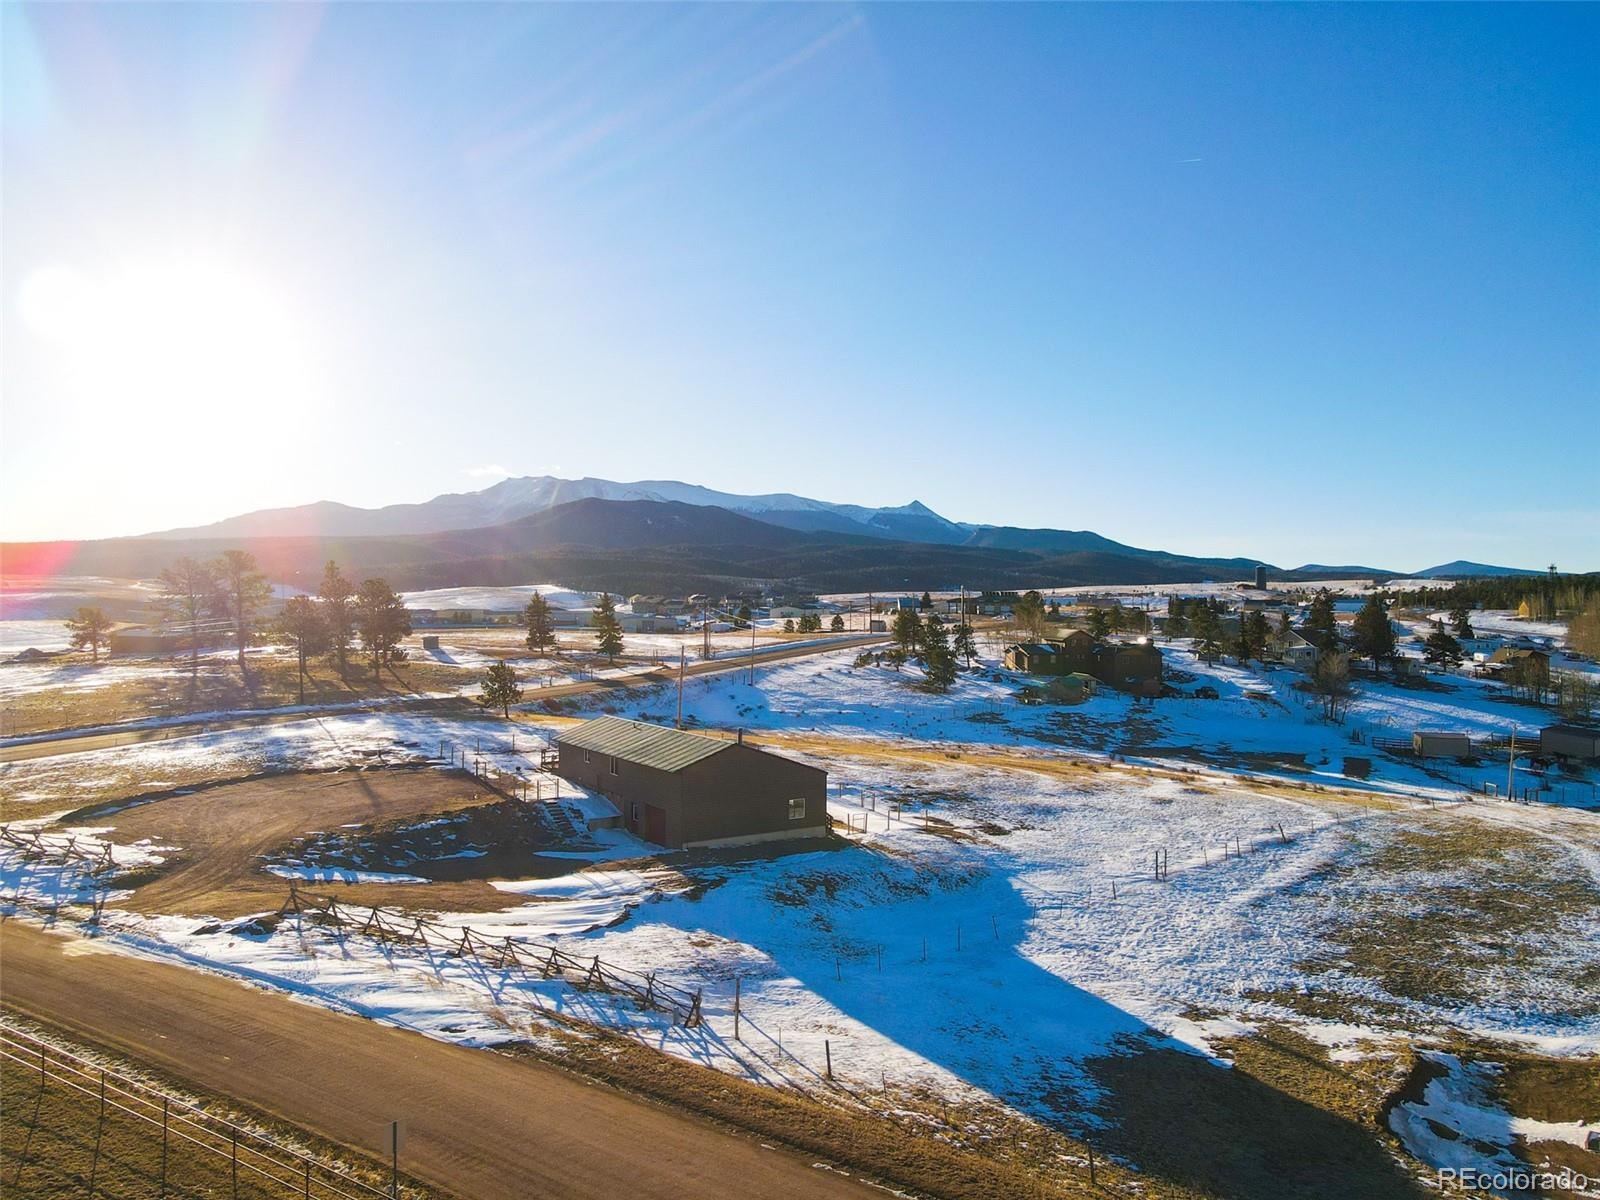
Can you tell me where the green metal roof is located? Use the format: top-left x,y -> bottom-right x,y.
557,715 -> 732,773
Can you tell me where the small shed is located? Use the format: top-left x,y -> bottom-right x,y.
1413,731 -> 1472,760
420,635 -> 440,651
1539,724 -> 1600,762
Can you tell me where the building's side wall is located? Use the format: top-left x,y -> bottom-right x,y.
555,742 -> 687,844
678,746 -> 828,847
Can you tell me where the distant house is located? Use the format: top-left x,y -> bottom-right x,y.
1004,633 -> 1163,696
1413,731 -> 1472,760
1539,724 -> 1600,762
1004,643 -> 1062,673
1095,641 -> 1164,697
1488,646 -> 1551,685
1275,632 -> 1319,673
554,716 -> 828,849
108,626 -> 189,655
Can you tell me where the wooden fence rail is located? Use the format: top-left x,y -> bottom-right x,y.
279,885 -> 703,1027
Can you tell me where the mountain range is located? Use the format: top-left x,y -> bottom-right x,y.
2,475 -> 1547,594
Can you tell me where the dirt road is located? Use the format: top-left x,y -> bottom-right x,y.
0,634 -> 889,764
0,920 -> 875,1200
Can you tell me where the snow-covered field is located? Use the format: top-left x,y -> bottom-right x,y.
4,635 -> 1597,1184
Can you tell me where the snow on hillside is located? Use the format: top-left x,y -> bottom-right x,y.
400,583 -> 600,612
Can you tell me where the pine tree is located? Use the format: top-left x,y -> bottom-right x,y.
480,661 -> 523,717
156,556 -> 219,682
1423,629 -> 1464,670
592,592 -> 624,663
891,607 -> 923,658
921,614 -> 957,692
1449,604 -> 1474,639
317,561 -> 355,676
919,591 -> 933,611
1351,594 -> 1396,671
1304,589 -> 1339,652
353,578 -> 412,681
1192,606 -> 1222,663
830,614 -> 845,632
953,620 -> 977,667
65,606 -> 114,664
1087,607 -> 1112,642
1165,600 -> 1190,638
737,604 -> 752,630
1245,611 -> 1271,661
276,596 -> 327,705
524,593 -> 556,656
211,550 -> 272,676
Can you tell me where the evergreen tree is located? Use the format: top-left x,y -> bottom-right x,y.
65,606 -> 114,664
953,620 -> 977,667
736,604 -> 752,630
156,556 -> 219,681
1449,604 -> 1474,639
317,561 -> 356,676
891,607 -> 923,658
919,591 -> 933,611
592,592 -> 624,662
1351,594 -> 1397,671
1192,606 -> 1222,663
353,578 -> 412,681
480,661 -> 523,717
921,614 -> 957,692
1245,611 -> 1271,661
524,593 -> 556,655
211,549 -> 272,676
1230,617 -> 1255,663
1304,589 -> 1339,652
1165,600 -> 1190,638
1423,629 -> 1464,670
830,614 -> 845,632
1087,607 -> 1112,642
276,596 -> 327,705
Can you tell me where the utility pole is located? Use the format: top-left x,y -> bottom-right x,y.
702,601 -> 710,660
677,648 -> 685,729
748,616 -> 757,685
1507,725 -> 1517,801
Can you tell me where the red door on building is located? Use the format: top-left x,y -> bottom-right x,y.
644,804 -> 667,845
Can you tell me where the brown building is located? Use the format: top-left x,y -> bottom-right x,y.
1540,724 -> 1600,761
1003,631 -> 1163,696
555,716 -> 828,850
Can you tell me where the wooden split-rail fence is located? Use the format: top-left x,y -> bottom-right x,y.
279,884 -> 704,1027
0,823 -> 118,875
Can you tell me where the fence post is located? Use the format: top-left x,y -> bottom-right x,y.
100,1068 -> 106,1118
825,1038 -> 833,1080
232,1128 -> 239,1199
734,977 -> 741,1042
162,1098 -> 169,1195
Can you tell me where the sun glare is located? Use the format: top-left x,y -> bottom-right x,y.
19,256 -> 311,437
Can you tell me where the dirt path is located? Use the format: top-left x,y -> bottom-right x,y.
0,920 -> 876,1200
108,768 -> 537,919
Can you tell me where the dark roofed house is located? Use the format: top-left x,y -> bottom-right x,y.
1004,643 -> 1061,673
555,716 -> 828,849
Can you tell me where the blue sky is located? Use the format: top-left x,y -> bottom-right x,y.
4,3 -> 1596,570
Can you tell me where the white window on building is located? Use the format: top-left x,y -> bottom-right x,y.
787,797 -> 806,821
